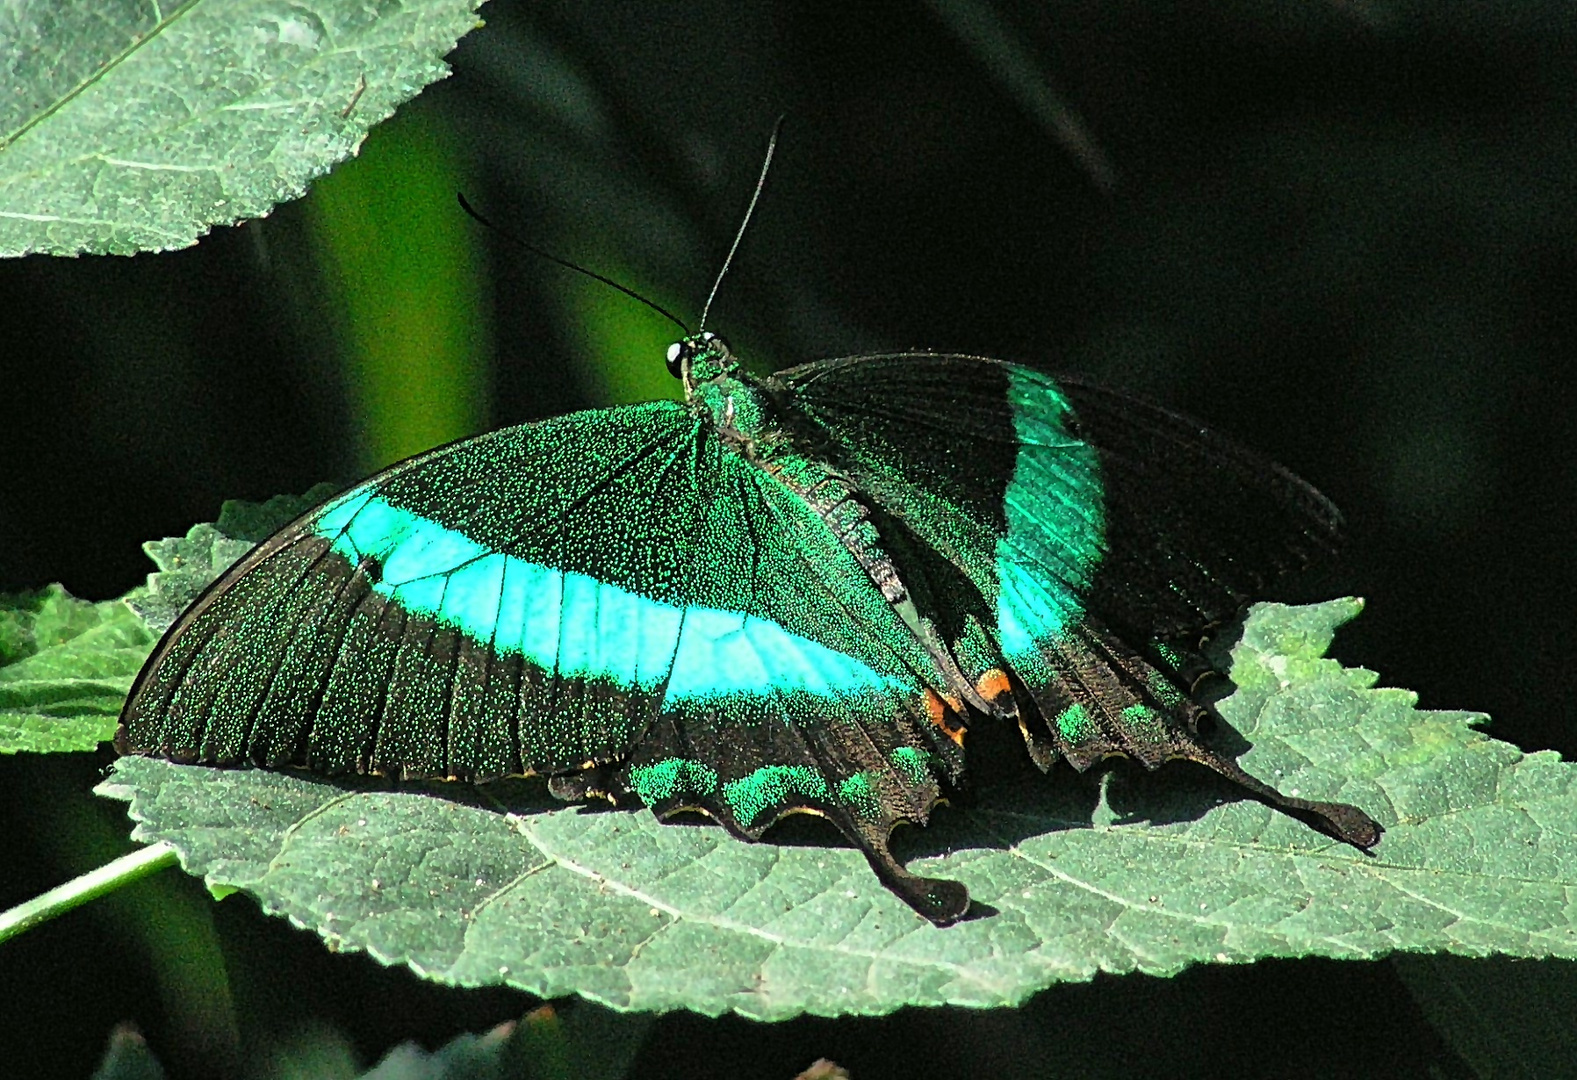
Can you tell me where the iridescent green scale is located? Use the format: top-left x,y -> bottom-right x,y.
116,331 -> 1380,925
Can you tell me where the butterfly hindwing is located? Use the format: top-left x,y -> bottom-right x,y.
775,353 -> 1342,639
774,353 -> 1377,848
1047,373 -> 1344,639
621,679 -> 966,921
608,466 -> 971,920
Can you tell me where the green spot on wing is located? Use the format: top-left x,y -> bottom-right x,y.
1056,703 -> 1095,742
629,758 -> 720,803
836,771 -> 882,820
1117,704 -> 1169,753
1146,672 -> 1187,709
888,746 -> 936,787
722,765 -> 831,828
1121,703 -> 1162,730
1152,641 -> 1185,669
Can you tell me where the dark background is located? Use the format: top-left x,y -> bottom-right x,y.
3,1 -> 1575,1077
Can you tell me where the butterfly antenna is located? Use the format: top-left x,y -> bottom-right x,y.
698,115 -> 785,332
456,193 -> 690,334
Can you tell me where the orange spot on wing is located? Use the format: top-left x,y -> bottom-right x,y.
975,667 -> 1012,703
924,689 -> 967,747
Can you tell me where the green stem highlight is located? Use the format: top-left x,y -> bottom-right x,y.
0,841 -> 177,944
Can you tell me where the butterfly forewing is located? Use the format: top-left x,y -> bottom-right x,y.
118,392 -> 976,918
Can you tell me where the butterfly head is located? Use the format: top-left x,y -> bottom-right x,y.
666,331 -> 739,392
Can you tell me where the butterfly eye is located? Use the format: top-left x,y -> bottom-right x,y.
665,341 -> 685,378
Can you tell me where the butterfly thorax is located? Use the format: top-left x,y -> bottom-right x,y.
672,332 -> 763,442
671,332 -> 907,601
667,332 -> 991,724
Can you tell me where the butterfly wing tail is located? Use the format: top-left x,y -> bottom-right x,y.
1010,618 -> 1381,850
617,688 -> 974,925
845,813 -> 972,927
1175,740 -> 1383,849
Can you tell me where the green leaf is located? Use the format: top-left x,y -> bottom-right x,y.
359,1025 -> 511,1080
89,1007 -> 648,1080
126,484 -> 341,634
95,598 -> 1577,1019
1,488 -> 327,752
122,525 -> 256,637
0,0 -> 486,256
213,483 -> 343,543
0,585 -> 154,754
363,1006 -> 648,1080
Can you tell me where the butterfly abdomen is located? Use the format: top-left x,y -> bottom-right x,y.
759,461 -> 907,604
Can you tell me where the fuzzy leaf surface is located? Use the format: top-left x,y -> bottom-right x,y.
125,485 -> 339,634
0,585 -> 153,753
97,597 -> 1577,1019
0,0 -> 486,256
1,489 -> 327,750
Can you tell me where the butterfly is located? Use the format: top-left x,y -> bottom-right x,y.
115,320 -> 1382,925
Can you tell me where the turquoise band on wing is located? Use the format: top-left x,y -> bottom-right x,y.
994,367 -> 1106,661
315,490 -> 902,704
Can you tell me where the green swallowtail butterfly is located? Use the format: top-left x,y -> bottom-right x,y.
115,326 -> 1381,925
115,132 -> 1380,926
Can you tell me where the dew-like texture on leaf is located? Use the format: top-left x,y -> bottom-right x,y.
1,585 -> 153,753
124,525 -> 259,636
214,483 -> 342,542
97,599 -> 1577,1018
0,0 -> 486,256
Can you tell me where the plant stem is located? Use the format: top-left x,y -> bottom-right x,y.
0,841 -> 178,944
